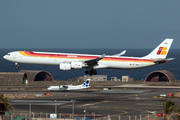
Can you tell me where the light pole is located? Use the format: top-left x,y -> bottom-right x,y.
29,104 -> 31,120
92,112 -> 95,120
84,110 -> 86,120
55,100 -> 57,114
71,100 -> 76,115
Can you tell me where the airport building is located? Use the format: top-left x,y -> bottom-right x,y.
78,75 -> 107,81
122,76 -> 134,82
111,77 -> 120,81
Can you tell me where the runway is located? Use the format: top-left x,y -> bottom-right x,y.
1,87 -> 180,116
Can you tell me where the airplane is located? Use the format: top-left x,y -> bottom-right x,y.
47,79 -> 91,91
3,38 -> 174,76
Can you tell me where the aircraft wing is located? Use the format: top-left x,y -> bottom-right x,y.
84,54 -> 105,66
62,86 -> 68,88
63,84 -> 72,88
59,84 -> 72,89
64,84 -> 72,86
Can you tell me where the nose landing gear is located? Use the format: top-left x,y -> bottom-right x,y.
85,69 -> 97,76
15,63 -> 19,69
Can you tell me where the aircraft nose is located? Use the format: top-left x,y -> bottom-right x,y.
3,54 -> 10,60
3,55 -> 7,59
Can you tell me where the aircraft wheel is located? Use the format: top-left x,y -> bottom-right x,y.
89,72 -> 93,76
85,70 -> 89,74
15,63 -> 19,69
88,69 -> 97,76
93,70 -> 97,75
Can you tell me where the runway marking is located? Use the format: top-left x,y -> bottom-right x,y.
77,101 -> 109,107
145,110 -> 157,114
10,100 -> 72,105
136,103 -> 162,106
113,84 -> 180,88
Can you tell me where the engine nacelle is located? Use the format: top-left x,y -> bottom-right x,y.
71,62 -> 83,69
59,63 -> 71,70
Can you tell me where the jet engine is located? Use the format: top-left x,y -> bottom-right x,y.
71,62 -> 83,69
60,62 -> 85,70
59,63 -> 71,70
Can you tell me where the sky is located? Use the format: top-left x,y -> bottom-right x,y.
0,0 -> 180,49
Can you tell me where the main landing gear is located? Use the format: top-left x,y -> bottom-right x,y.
85,69 -> 97,76
15,63 -> 19,69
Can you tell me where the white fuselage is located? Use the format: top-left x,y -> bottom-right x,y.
3,51 -> 156,70
3,39 -> 174,75
47,85 -> 90,91
47,79 -> 91,91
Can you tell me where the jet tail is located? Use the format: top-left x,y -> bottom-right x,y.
142,38 -> 173,59
81,79 -> 91,88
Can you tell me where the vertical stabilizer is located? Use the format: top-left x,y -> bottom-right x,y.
143,39 -> 173,59
81,79 -> 91,88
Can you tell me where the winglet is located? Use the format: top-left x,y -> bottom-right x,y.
111,50 -> 126,56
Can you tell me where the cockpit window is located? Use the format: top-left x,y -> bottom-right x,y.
7,54 -> 10,56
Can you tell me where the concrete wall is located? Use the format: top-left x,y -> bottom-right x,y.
0,72 -> 27,85
0,70 -> 54,85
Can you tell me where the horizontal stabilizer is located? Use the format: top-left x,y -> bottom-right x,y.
153,58 -> 175,64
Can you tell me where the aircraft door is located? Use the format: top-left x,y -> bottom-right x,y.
139,59 -> 143,66
53,55 -> 57,61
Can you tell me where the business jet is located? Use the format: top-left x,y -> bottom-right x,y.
47,79 -> 91,91
3,38 -> 174,76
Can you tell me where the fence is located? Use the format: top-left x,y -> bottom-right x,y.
0,113 -> 163,120
0,112 -> 74,120
110,114 -> 163,120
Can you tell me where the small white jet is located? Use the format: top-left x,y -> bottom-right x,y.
47,79 -> 91,91
3,39 -> 174,76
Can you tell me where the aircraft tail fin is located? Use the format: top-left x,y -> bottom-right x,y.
81,79 -> 91,88
143,38 -> 173,59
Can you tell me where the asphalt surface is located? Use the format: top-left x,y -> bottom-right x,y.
1,86 -> 180,117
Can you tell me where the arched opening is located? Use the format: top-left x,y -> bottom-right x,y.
19,70 -> 54,82
34,72 -> 53,81
22,73 -> 28,84
159,73 -> 168,82
145,70 -> 175,82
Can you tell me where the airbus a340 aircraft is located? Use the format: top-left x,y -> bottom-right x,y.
3,39 -> 174,76
47,79 -> 91,91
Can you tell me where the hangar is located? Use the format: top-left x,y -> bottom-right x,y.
19,70 -> 54,82
145,70 -> 176,82
0,70 -> 54,85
